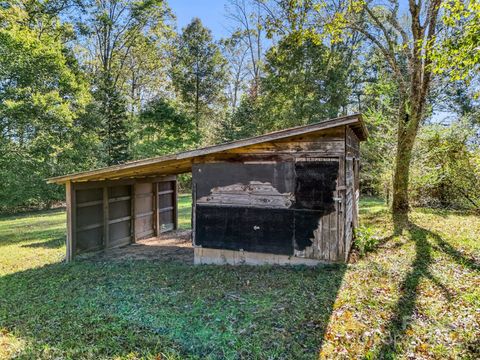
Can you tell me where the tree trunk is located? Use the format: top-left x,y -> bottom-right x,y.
392,103 -> 422,227
392,123 -> 415,214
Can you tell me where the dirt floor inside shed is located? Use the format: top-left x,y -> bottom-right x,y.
83,230 -> 194,263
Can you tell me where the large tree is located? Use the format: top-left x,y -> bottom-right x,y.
226,0 -> 264,97
322,0 -> 455,223
220,32 -> 251,113
259,32 -> 355,130
76,0 -> 172,164
0,3 -> 96,210
171,18 -> 228,138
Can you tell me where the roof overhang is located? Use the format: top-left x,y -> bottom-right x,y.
47,114 -> 367,185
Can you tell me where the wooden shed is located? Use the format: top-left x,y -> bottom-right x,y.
48,114 -> 368,265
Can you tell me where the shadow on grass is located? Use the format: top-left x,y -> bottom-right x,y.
375,221 -> 478,359
0,259 -> 347,359
0,207 -> 65,221
0,209 -> 65,248
20,236 -> 65,249
0,227 -> 65,248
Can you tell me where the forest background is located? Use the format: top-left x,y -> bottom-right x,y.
0,0 -> 478,215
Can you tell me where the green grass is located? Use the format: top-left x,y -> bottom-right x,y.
177,194 -> 191,230
0,196 -> 479,359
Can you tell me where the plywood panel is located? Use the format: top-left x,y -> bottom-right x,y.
109,221 -> 131,247
75,187 -> 104,253
109,185 -> 130,198
109,199 -> 131,220
76,227 -> 103,252
77,204 -> 103,229
106,185 -> 131,248
76,188 -> 102,204
134,183 -> 154,240
196,205 -> 295,255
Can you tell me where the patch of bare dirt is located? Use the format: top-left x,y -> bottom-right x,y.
85,230 -> 193,264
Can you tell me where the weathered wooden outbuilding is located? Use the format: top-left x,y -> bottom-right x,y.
48,114 -> 367,265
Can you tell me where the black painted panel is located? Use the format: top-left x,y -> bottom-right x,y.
295,161 -> 338,210
294,210 -> 328,251
193,162 -> 295,198
196,205 -> 294,255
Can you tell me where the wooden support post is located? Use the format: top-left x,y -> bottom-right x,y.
191,182 -> 196,246
154,182 -> 159,236
65,181 -> 75,262
103,186 -> 109,249
173,180 -> 178,230
131,184 -> 136,243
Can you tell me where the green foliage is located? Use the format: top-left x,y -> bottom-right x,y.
0,0 -> 478,217
260,32 -> 351,130
0,15 -> 98,212
94,76 -> 131,165
354,224 -> 381,256
132,98 -> 199,158
217,95 -> 261,142
432,0 -> 480,87
172,18 -> 228,140
410,121 -> 480,210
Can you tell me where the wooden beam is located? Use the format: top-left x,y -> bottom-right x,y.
191,183 -> 196,246
65,181 -> 74,262
103,187 -> 109,249
173,179 -> 178,230
131,184 -> 136,243
154,182 -> 159,236
73,175 -> 177,190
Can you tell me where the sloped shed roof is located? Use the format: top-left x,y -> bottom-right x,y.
48,113 -> 367,184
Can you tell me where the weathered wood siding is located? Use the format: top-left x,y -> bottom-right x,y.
69,176 -> 177,258
193,129 -> 346,262
346,126 -> 360,158
75,187 -> 104,253
134,183 -> 155,240
344,126 -> 361,260
345,158 -> 354,259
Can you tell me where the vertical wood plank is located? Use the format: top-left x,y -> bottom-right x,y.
154,182 -> 159,236
328,211 -> 337,261
65,181 -> 74,262
103,186 -> 109,249
173,179 -> 178,230
131,184 -> 136,243
339,153 -> 346,261
192,182 -> 196,245
331,197 -> 339,261
322,209 -> 330,260
321,214 -> 327,261
71,184 -> 76,257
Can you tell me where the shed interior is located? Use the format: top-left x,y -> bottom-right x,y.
70,177 -> 178,258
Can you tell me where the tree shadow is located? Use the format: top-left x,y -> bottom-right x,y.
0,227 -> 65,248
20,236 -> 65,249
0,209 -> 65,248
375,221 -> 477,358
0,258 -> 347,358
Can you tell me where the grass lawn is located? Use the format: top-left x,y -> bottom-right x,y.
0,195 -> 479,359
